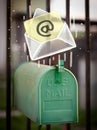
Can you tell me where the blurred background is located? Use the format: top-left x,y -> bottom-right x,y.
0,0 -> 97,130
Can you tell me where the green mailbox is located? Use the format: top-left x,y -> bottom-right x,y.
14,61 -> 78,125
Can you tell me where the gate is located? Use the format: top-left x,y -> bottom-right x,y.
6,0 -> 96,130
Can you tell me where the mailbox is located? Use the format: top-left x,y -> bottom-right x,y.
14,61 -> 78,124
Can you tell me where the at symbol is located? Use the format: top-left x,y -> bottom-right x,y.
37,20 -> 54,37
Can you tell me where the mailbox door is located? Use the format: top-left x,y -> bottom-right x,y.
39,69 -> 78,124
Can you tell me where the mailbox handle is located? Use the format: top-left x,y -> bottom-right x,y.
56,60 -> 64,72
55,60 -> 64,83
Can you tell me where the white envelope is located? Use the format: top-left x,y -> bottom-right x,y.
24,8 -> 76,61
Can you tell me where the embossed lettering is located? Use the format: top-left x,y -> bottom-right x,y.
45,78 -> 72,100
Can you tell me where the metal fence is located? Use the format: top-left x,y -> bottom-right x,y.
6,0 -> 94,130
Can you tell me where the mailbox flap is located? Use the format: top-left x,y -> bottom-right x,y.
38,67 -> 78,124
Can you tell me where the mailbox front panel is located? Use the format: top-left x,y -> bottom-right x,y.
39,68 -> 78,124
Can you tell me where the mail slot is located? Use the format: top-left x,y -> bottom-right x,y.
14,61 -> 78,124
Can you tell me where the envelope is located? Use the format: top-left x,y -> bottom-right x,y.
24,8 -> 76,61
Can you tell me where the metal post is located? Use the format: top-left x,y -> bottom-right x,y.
85,0 -> 91,130
46,125 -> 51,130
6,0 -> 11,130
38,125 -> 42,130
26,0 -> 31,130
63,0 -> 71,130
26,118 -> 31,130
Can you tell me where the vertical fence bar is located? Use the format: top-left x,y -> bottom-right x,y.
45,1 -> 51,130
6,0 -> 11,130
66,0 -> 70,27
26,0 -> 31,61
26,0 -> 31,130
65,0 -> 70,70
46,0 -> 50,12
85,0 -> 91,130
45,0 -> 50,64
26,0 -> 32,19
63,0 -> 70,130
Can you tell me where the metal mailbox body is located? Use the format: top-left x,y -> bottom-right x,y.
14,62 -> 78,125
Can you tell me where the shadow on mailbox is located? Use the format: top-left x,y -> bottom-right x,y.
14,61 -> 78,125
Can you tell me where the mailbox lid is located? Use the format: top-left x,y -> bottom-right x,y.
38,67 -> 78,124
